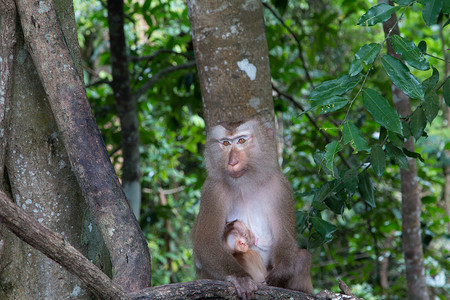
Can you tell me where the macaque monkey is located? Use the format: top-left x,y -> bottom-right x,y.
223,220 -> 267,283
192,119 -> 313,299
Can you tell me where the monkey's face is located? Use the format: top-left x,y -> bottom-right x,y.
206,121 -> 257,179
205,119 -> 277,181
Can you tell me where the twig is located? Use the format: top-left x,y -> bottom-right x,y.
263,2 -> 314,87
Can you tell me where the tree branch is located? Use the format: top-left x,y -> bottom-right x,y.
263,2 -> 314,87
133,61 -> 196,101
0,191 -> 130,300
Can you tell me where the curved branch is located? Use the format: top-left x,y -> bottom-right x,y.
133,61 -> 196,101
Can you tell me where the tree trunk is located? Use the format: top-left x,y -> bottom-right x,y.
381,2 -> 429,299
0,0 -> 93,298
1,0 -> 151,294
107,0 -> 142,220
187,0 -> 275,127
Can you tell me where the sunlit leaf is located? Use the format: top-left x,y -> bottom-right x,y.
390,35 -> 430,71
311,96 -> 349,114
342,121 -> 370,152
381,55 -> 425,100
370,145 -> 386,177
309,74 -> 362,101
355,43 -> 381,65
362,89 -> 403,134
357,4 -> 401,26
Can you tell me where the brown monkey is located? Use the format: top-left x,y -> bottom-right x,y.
192,119 -> 313,299
223,220 -> 267,283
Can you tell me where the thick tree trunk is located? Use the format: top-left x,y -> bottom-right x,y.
381,2 -> 429,299
187,0 -> 274,128
0,0 -> 93,298
1,0 -> 151,294
107,0 -> 142,220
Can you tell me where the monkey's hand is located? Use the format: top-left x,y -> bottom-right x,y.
226,275 -> 258,300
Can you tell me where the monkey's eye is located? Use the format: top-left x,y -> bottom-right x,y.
237,138 -> 246,144
221,140 -> 231,146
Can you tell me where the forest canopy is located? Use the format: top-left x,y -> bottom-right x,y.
0,0 -> 448,299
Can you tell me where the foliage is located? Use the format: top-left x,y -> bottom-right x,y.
73,0 -> 449,298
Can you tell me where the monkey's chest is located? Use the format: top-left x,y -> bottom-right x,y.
227,201 -> 274,267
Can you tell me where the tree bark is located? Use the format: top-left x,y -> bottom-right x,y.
107,0 -> 142,220
0,191 -> 130,300
381,2 -> 429,299
187,0 -> 275,128
12,0 -> 151,292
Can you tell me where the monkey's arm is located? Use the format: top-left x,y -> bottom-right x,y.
265,176 -> 313,293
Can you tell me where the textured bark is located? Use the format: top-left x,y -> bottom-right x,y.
0,0 -> 93,298
107,0 -> 142,220
0,0 -> 16,185
381,2 -> 429,299
0,191 -> 130,300
187,0 -> 275,128
130,279 -> 319,300
13,0 -> 151,292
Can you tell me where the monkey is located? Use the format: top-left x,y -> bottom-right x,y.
192,119 -> 313,299
223,220 -> 267,283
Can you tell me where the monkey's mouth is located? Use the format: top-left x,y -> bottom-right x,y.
228,169 -> 246,178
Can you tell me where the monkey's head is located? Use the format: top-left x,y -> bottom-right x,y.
205,119 -> 278,181
223,220 -> 255,253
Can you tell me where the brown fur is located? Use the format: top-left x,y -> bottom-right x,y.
192,119 -> 313,299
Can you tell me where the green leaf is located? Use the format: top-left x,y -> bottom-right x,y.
309,74 -> 362,101
342,121 -> 370,152
390,35 -> 430,71
422,66 -> 439,94
394,0 -> 415,6
335,168 -> 359,195
310,217 -> 337,240
325,195 -> 345,215
370,145 -> 386,177
381,55 -> 425,100
349,58 -> 364,77
409,107 -> 427,140
403,148 -> 424,162
356,43 -> 381,65
423,91 -> 439,123
444,78 -> 450,107
357,3 -> 401,26
362,88 -> 403,134
358,171 -> 375,208
325,141 -> 342,176
422,0 -> 443,27
311,96 -> 349,114
313,181 -> 336,205
386,143 -> 410,169
388,131 -> 404,148
418,40 -> 427,53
